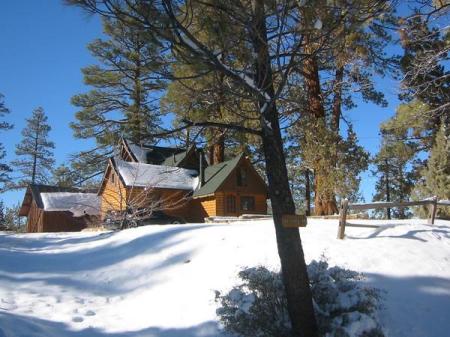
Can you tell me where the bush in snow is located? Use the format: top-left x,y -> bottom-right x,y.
215,260 -> 384,337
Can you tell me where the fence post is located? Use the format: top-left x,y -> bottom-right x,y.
337,199 -> 349,239
428,196 -> 438,225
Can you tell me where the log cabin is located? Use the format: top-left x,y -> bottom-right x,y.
98,157 -> 199,221
191,154 -> 268,218
19,184 -> 100,232
98,139 -> 268,222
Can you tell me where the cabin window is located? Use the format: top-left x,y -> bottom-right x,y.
237,167 -> 248,186
226,195 -> 236,213
240,196 -> 255,211
111,172 -> 115,184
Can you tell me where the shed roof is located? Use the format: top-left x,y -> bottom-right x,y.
19,184 -> 97,217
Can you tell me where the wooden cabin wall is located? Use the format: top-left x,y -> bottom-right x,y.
215,192 -> 267,216
220,160 -> 267,195
189,196 -> 216,222
26,200 -> 43,233
42,211 -> 88,232
100,167 -> 128,219
216,159 -> 267,216
126,187 -> 192,220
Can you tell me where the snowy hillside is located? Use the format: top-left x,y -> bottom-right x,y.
0,219 -> 449,337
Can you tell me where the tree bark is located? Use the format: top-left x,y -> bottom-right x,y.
305,169 -> 311,216
314,172 -> 339,216
331,66 -> 344,133
212,132 -> 225,164
252,1 -> 318,336
385,159 -> 391,220
303,37 -> 338,216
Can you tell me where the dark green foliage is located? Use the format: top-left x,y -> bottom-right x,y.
371,130 -> 417,219
3,202 -> 25,232
0,94 -> 13,191
216,260 -> 384,337
11,107 -> 55,188
290,119 -> 369,206
0,200 -> 5,227
52,164 -> 77,187
413,122 -> 450,218
71,16 -> 166,179
399,14 -> 450,123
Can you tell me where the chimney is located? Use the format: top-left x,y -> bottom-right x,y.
199,149 -> 205,187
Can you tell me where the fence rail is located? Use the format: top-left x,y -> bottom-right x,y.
337,197 -> 449,239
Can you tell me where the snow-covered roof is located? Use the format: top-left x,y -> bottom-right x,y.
114,158 -> 199,190
127,142 -> 149,163
40,192 -> 100,217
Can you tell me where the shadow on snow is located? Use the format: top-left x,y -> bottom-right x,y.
0,311 -> 227,337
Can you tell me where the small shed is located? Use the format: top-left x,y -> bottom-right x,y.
19,184 -> 100,233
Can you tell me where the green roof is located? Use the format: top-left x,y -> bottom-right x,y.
193,154 -> 243,197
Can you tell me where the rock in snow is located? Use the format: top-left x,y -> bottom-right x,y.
0,218 -> 449,337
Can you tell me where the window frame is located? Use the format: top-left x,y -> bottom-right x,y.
240,196 -> 255,211
226,195 -> 237,213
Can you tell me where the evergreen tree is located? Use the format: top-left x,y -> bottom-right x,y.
398,8 -> 450,125
67,1 -> 393,334
4,202 -> 25,232
288,0 -> 396,215
0,200 -> 5,227
0,94 -> 13,191
372,132 -> 417,219
11,107 -> 55,188
413,121 -> 450,218
161,5 -> 260,164
52,164 -> 76,187
71,17 -> 166,180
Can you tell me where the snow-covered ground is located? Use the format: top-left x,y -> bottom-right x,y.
0,218 -> 449,337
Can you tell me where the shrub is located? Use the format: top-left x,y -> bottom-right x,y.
216,260 -> 384,337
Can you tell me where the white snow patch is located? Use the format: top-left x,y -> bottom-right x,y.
0,218 -> 449,337
40,192 -> 100,217
115,158 -> 199,190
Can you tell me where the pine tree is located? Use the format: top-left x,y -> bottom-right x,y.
4,202 -> 25,232
11,107 -> 55,188
52,164 -> 76,187
0,200 -> 5,228
399,12 -> 450,125
372,132 -> 417,219
414,122 -> 450,218
0,94 -> 13,191
71,17 -> 166,180
67,0 -> 399,333
289,0 -> 395,215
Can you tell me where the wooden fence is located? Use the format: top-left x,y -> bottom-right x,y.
337,197 -> 450,239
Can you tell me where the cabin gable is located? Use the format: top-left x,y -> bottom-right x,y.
99,162 -> 128,218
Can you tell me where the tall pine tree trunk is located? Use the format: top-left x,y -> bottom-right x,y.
252,1 -> 318,336
303,38 -> 338,215
31,132 -> 39,184
207,129 -> 225,165
385,159 -> 391,220
331,66 -> 344,133
305,169 -> 311,216
212,132 -> 224,164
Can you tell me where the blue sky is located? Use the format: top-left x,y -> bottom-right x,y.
0,1 -> 401,208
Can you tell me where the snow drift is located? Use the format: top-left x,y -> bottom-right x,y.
0,218 -> 449,337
